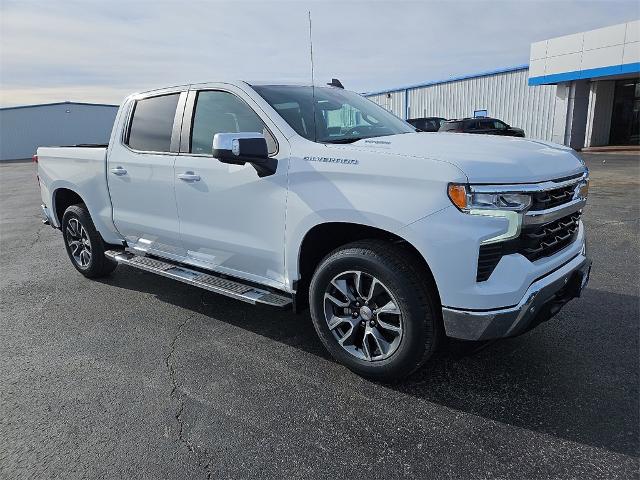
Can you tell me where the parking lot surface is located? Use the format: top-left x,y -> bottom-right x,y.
1,154 -> 638,479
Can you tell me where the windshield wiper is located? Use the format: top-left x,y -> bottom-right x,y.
321,137 -> 367,144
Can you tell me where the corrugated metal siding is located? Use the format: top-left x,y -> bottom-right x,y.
0,103 -> 118,160
367,69 -> 558,141
366,90 -> 405,118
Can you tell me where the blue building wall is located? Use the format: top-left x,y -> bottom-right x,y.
0,102 -> 118,160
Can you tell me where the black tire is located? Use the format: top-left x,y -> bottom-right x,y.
309,239 -> 441,382
61,204 -> 117,278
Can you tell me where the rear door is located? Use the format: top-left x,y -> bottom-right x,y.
173,86 -> 288,287
107,89 -> 188,258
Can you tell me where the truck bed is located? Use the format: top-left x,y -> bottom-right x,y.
37,145 -> 121,244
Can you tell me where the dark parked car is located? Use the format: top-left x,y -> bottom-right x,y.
407,117 -> 447,132
440,117 -> 525,137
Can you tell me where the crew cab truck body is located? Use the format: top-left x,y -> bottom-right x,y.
38,81 -> 591,380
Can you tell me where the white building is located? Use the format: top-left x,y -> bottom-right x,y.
0,101 -> 119,161
365,20 -> 639,149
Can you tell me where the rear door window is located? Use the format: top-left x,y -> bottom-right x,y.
127,94 -> 180,152
440,121 -> 461,131
424,119 -> 439,131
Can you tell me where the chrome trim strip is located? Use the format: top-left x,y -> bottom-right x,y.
170,91 -> 189,153
213,132 -> 264,151
523,198 -> 586,225
180,90 -> 197,153
442,252 -> 591,340
469,172 -> 588,194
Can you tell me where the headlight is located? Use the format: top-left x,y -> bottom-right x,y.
576,178 -> 589,200
448,184 -> 531,213
448,183 -> 531,245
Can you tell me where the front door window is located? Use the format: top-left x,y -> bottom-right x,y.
190,90 -> 277,155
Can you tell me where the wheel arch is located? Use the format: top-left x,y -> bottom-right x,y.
294,222 -> 441,312
53,187 -> 85,226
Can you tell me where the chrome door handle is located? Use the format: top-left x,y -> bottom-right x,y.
178,171 -> 201,182
110,166 -> 127,176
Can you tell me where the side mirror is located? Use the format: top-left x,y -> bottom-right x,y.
212,132 -> 277,177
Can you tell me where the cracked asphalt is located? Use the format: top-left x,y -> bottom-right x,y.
1,153 -> 638,479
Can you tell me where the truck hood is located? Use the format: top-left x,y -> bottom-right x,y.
345,132 -> 586,183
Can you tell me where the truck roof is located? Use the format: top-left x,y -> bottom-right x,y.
131,80 -> 340,97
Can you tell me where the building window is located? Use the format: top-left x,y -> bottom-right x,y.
609,79 -> 640,146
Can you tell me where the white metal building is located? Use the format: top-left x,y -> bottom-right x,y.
365,20 -> 639,149
529,20 -> 639,148
0,101 -> 118,161
366,66 -> 558,142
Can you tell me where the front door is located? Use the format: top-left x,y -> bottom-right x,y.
173,88 -> 287,287
477,119 -> 501,135
108,90 -> 187,259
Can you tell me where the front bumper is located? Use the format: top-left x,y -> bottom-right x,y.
442,252 -> 592,340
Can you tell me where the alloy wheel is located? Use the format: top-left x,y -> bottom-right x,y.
323,270 -> 403,361
66,217 -> 92,268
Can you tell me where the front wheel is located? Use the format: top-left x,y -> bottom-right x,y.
309,240 -> 441,382
61,204 -> 117,278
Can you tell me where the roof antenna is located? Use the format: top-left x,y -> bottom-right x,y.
308,10 -> 318,142
327,78 -> 344,89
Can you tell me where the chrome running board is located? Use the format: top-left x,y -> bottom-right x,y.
105,250 -> 292,308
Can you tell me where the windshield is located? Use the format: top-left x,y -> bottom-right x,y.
253,85 -> 415,143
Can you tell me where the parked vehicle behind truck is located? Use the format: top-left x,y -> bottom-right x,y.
406,116 -> 447,132
441,117 -> 525,137
37,81 -> 591,381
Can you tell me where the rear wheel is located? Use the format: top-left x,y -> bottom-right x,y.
62,204 -> 117,278
309,240 -> 441,381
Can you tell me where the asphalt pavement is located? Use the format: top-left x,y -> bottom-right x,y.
0,153 -> 638,479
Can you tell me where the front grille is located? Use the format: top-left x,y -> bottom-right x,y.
520,212 -> 581,261
476,212 -> 581,281
530,184 -> 576,210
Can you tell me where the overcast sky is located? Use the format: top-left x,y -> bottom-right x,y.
0,0 -> 638,107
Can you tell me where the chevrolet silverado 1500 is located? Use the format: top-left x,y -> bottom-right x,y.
37,81 -> 591,380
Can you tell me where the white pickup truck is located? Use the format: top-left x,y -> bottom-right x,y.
37,81 -> 591,380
